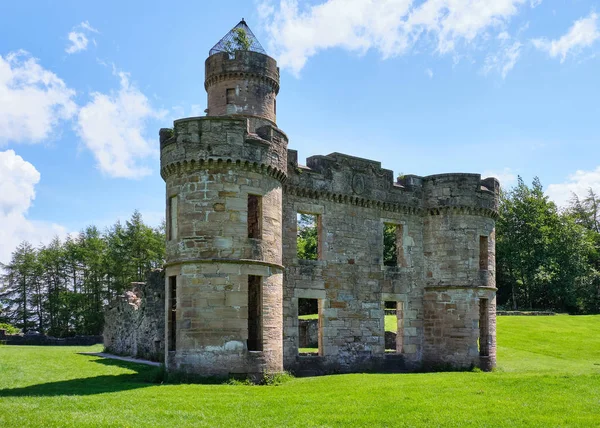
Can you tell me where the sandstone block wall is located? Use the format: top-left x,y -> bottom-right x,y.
282,151 -> 498,374
160,115 -> 288,378
205,51 -> 279,123
103,270 -> 165,361
156,37 -> 499,378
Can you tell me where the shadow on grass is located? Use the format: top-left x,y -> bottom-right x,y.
0,354 -> 160,397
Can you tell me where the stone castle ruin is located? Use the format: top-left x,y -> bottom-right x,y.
104,20 -> 499,378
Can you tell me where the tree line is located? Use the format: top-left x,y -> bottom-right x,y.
497,178 -> 600,313
2,180 -> 599,336
0,211 -> 164,336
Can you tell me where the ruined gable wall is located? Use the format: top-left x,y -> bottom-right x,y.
282,151 -> 426,374
282,151 -> 499,374
103,270 -> 165,362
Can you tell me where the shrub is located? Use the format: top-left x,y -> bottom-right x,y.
0,323 -> 20,335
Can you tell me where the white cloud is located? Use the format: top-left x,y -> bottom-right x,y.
482,167 -> 517,188
425,68 -> 434,78
0,150 -> 67,264
80,21 -> 99,34
260,0 -> 533,74
532,12 -> 599,62
66,31 -> 89,54
76,70 -> 166,178
547,166 -> 600,208
190,104 -> 205,116
65,21 -> 99,54
482,40 -> 522,78
0,51 -> 76,145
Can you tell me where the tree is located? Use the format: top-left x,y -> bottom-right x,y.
297,214 -> 318,260
224,28 -> 252,53
38,237 -> 67,336
0,209 -> 167,337
383,224 -> 398,266
567,188 -> 600,313
0,242 -> 39,331
496,177 -> 596,313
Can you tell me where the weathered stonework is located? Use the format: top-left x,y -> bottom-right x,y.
155,22 -> 499,378
103,270 -> 165,362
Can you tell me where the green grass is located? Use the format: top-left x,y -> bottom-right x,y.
299,314 -> 398,332
1,316 -> 599,427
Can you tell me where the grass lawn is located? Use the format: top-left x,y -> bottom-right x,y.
1,316 -> 599,427
300,313 -> 398,332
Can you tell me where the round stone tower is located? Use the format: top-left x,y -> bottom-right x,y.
421,174 -> 499,371
205,49 -> 279,122
159,20 -> 287,379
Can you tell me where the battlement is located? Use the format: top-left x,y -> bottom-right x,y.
160,116 -> 288,181
287,151 -> 499,216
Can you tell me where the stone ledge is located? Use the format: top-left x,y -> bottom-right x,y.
164,258 -> 285,270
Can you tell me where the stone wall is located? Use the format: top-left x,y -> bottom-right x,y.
160,115 -> 288,378
103,270 -> 165,362
0,330 -> 102,346
282,151 -> 498,375
205,51 -> 279,123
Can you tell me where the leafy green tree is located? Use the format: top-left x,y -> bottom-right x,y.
297,214 -> 318,260
497,177 -> 596,313
383,224 -> 398,267
567,189 -> 600,313
224,28 -> 252,53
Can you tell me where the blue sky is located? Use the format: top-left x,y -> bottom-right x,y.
1,0 -> 599,263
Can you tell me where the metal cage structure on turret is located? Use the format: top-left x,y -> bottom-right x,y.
209,19 -> 267,56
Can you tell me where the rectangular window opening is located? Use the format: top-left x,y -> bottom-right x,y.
479,298 -> 490,357
297,213 -> 320,260
247,275 -> 263,352
479,235 -> 489,271
248,195 -> 262,239
384,301 -> 404,354
168,276 -> 177,352
169,196 -> 178,241
298,298 -> 322,356
226,88 -> 235,104
384,223 -> 404,266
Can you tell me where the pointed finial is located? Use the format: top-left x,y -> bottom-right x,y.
241,18 -> 245,23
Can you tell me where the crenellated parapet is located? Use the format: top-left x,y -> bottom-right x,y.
160,116 -> 288,181
421,174 -> 499,217
286,151 -> 499,217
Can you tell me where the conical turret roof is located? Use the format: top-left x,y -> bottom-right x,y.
209,19 -> 267,56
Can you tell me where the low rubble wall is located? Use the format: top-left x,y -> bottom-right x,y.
103,270 -> 165,362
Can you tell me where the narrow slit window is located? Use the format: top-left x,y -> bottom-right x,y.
247,275 -> 262,352
168,276 -> 177,352
479,235 -> 489,270
248,195 -> 262,239
384,301 -> 404,354
384,223 -> 404,266
298,298 -> 322,356
479,298 -> 490,357
226,88 -> 235,104
169,196 -> 178,241
297,213 -> 319,260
